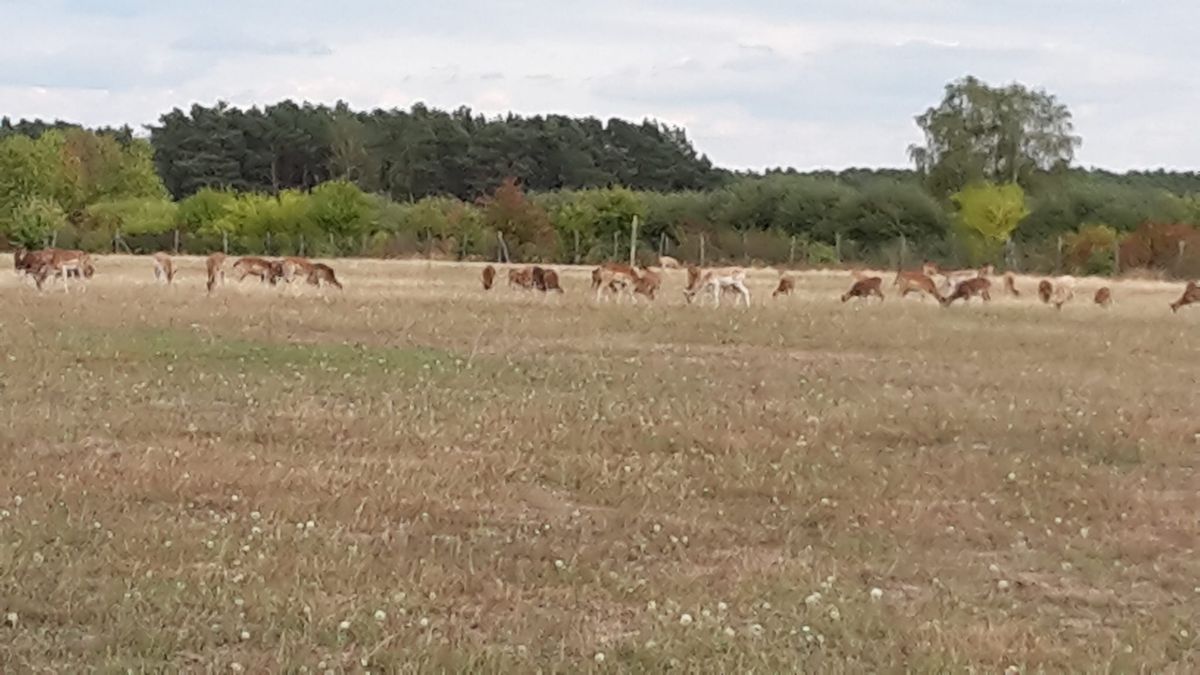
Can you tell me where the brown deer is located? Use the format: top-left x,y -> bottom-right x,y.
481,265 -> 496,290
306,263 -> 342,290
942,277 -> 992,306
540,268 -> 564,293
152,252 -> 175,284
1037,280 -> 1053,304
509,267 -> 535,290
772,275 -> 796,298
842,276 -> 883,302
592,263 -> 639,301
206,253 -> 227,293
1003,273 -> 1020,297
280,257 -> 317,283
15,248 -> 51,277
894,271 -> 944,302
633,266 -> 660,300
29,249 -> 94,292
233,257 -> 282,285
1094,287 -> 1112,308
1170,281 -> 1200,313
1041,277 -> 1075,309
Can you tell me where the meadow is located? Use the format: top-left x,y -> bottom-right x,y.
0,256 -> 1198,673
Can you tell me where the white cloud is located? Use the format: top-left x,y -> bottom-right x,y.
3,1 -> 1200,170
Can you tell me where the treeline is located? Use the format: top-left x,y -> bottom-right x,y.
3,99 -> 1200,277
146,101 -> 723,201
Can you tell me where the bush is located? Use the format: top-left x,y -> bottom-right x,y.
1065,223 -> 1117,274
4,197 -> 67,248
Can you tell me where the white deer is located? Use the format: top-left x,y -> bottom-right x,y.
684,267 -> 751,307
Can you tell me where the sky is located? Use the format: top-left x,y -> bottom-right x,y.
2,0 -> 1197,171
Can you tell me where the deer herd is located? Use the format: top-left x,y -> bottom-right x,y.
8,247 -> 1200,315
13,248 -> 342,295
482,255 -> 1200,314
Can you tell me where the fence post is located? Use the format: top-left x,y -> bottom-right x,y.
741,230 -> 748,263
497,231 -> 510,263
789,236 -> 796,266
629,215 -> 639,267
266,231 -> 273,255
1056,236 -> 1064,274
573,230 -> 580,264
173,228 -> 180,254
659,232 -> 666,257
50,230 -> 58,248
612,231 -> 619,261
1178,240 -> 1187,274
899,234 -> 907,270
1112,238 -> 1120,275
300,234 -> 306,257
699,233 -> 706,267
835,232 -> 843,264
222,231 -> 229,255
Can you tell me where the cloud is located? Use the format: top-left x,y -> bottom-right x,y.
3,1 -> 1200,170
171,35 -> 332,58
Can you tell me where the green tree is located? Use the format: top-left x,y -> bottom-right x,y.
4,196 -> 68,248
309,180 -> 373,242
0,133 -> 73,220
951,183 -> 1029,264
86,197 -> 177,236
910,76 -> 1080,196
177,188 -> 236,239
835,180 -> 949,247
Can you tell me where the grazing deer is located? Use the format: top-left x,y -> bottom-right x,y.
509,267 -> 535,290
658,255 -> 681,269
1094,287 -> 1112,308
1040,277 -> 1075,309
280,256 -> 317,283
684,267 -> 751,307
152,252 -> 175,284
633,266 -> 660,300
1037,280 -> 1053,304
842,276 -> 884,302
772,275 -> 796,298
1170,281 -> 1200,313
592,263 -> 639,301
15,248 -> 50,278
942,277 -> 992,306
482,265 -> 496,290
1003,273 -> 1020,297
540,268 -> 564,293
233,257 -> 282,285
206,253 -> 227,293
306,263 -> 342,289
31,249 -> 93,292
894,271 -> 944,302
527,266 -> 563,293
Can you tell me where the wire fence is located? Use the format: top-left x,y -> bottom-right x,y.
25,225 -> 1200,280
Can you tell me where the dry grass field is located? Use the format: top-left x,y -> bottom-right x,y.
1,255 -> 1198,673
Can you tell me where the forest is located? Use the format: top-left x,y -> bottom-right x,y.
3,76 -> 1200,276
